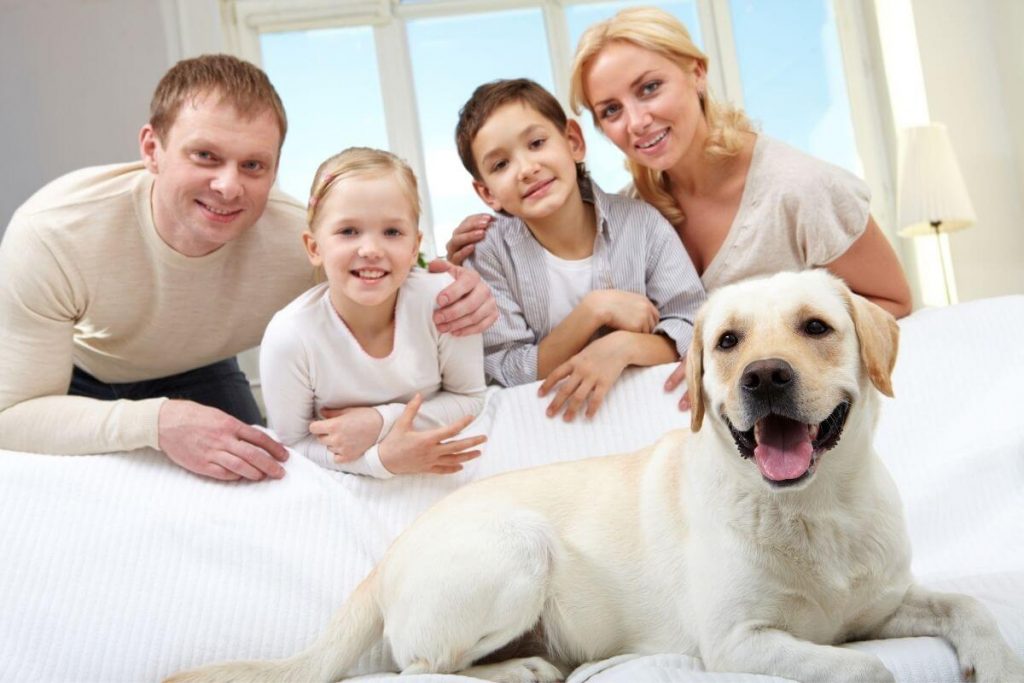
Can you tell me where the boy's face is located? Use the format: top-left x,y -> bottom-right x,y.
140,91 -> 281,257
470,102 -> 586,223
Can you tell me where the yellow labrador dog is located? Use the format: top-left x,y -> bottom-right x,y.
168,271 -> 1023,683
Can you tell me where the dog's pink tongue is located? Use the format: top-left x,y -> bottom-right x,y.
754,415 -> 813,481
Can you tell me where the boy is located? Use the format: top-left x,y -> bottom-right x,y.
457,78 -> 705,420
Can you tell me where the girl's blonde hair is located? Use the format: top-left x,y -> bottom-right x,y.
307,147 -> 421,229
569,6 -> 753,226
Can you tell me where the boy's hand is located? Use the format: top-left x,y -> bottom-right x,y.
538,332 -> 631,421
309,406 -> 383,463
445,213 -> 493,266
428,260 -> 498,336
584,290 -> 659,333
378,394 -> 487,475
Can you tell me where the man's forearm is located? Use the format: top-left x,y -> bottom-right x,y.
0,394 -> 164,454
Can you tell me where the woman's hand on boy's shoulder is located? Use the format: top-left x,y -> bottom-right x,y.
445,213 -> 494,266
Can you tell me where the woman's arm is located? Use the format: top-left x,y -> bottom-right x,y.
826,217 -> 913,319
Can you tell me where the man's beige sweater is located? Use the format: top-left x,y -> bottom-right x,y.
0,163 -> 313,454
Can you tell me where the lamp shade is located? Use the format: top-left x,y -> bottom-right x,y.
897,123 -> 976,237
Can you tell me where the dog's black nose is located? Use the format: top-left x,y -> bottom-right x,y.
741,359 -> 794,394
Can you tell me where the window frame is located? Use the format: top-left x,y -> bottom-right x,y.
211,0 -> 901,260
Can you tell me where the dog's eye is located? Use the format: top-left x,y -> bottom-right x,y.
717,332 -> 739,350
804,319 -> 831,336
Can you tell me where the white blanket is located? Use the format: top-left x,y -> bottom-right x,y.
1,296 -> 1022,683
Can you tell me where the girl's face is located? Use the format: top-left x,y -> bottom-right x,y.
582,41 -> 707,174
303,173 -> 421,312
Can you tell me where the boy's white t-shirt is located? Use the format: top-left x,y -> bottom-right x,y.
543,250 -> 594,326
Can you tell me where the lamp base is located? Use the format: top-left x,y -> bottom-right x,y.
932,221 -> 954,306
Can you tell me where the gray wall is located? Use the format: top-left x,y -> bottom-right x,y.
0,0 -> 170,232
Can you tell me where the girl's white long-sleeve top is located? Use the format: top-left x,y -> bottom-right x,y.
259,271 -> 487,478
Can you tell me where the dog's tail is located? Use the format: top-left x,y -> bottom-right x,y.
163,575 -> 384,683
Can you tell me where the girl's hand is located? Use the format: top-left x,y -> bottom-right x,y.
584,290 -> 659,333
428,260 -> 498,336
445,213 -> 493,266
378,394 -> 487,475
309,406 -> 383,463
538,332 -> 631,421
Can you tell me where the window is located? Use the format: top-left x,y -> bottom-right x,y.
261,26 -> 389,202
730,0 -> 861,175
224,0 -> 887,254
406,8 -> 554,240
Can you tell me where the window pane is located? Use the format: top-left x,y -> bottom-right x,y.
566,1 -> 701,194
407,9 -> 553,250
261,27 -> 389,203
730,0 -> 862,175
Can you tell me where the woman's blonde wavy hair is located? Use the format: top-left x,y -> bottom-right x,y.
569,6 -> 753,226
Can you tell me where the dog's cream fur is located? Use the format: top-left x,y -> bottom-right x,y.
168,271 -> 1023,683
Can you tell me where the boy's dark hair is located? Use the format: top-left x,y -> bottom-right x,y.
455,78 -> 585,181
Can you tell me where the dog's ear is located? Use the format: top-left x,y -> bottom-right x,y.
687,314 -> 705,431
844,289 -> 900,397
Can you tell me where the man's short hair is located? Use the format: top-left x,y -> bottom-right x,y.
455,78 -> 571,181
149,54 -> 288,151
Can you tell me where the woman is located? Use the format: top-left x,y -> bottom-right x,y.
447,6 -> 911,405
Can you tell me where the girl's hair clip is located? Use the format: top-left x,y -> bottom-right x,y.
308,172 -> 339,213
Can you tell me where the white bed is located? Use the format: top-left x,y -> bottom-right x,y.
1,296 -> 1022,683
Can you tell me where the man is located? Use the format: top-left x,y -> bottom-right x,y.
0,55 -> 495,482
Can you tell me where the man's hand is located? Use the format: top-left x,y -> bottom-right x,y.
378,394 -> 487,475
663,358 -> 692,411
584,290 -> 659,334
538,332 -> 631,421
309,406 -> 383,464
428,260 -> 498,336
158,399 -> 288,481
445,213 -> 493,266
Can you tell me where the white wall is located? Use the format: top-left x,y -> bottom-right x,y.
911,0 -> 1024,301
0,0 -> 171,235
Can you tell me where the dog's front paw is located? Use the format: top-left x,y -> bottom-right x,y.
460,656 -> 564,682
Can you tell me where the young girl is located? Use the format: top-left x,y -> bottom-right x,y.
259,147 -> 487,478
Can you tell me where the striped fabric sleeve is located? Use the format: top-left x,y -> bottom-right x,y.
641,208 -> 707,357
466,238 -> 540,387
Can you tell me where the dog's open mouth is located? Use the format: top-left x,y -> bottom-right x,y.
726,402 -> 850,486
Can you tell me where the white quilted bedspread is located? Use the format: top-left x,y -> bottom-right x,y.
1,296 -> 1022,683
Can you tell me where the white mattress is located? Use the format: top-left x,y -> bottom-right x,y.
1,295 -> 1022,683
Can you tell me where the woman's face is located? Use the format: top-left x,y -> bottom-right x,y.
583,41 -> 707,173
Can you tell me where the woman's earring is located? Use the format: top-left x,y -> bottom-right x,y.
698,89 -> 706,113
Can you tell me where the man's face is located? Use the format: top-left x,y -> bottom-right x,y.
139,91 -> 282,257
